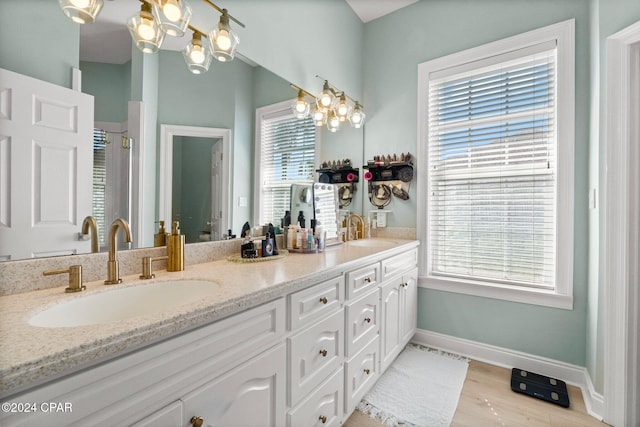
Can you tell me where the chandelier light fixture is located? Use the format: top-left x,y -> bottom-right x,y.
58,0 -> 104,24
290,78 -> 366,132
58,0 -> 245,75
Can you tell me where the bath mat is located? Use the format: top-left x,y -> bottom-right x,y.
358,345 -> 468,427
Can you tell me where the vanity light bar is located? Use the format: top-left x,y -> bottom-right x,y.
203,0 -> 245,28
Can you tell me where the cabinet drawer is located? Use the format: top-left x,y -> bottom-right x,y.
345,336 -> 379,415
345,288 -> 380,358
131,401 -> 182,427
287,368 -> 344,427
288,309 -> 344,407
288,275 -> 344,331
346,262 -> 380,299
181,343 -> 286,427
381,248 -> 417,279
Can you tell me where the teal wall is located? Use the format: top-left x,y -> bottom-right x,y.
0,0 -> 78,88
80,61 -> 131,123
362,0 -> 592,366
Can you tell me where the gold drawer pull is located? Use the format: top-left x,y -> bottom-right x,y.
364,317 -> 371,323
364,277 -> 372,283
319,296 -> 328,304
364,368 -> 370,375
319,349 -> 328,357
319,415 -> 328,424
190,416 -> 204,427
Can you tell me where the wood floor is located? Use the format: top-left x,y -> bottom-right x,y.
344,359 -> 608,427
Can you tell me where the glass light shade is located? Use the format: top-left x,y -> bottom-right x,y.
335,94 -> 351,122
154,0 -> 192,37
318,81 -> 334,108
210,10 -> 239,62
58,0 -> 103,24
128,3 -> 165,54
291,90 -> 310,119
327,110 -> 340,132
349,102 -> 366,128
312,104 -> 326,126
182,33 -> 212,74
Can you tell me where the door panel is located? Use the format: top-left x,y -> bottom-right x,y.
0,68 -> 93,260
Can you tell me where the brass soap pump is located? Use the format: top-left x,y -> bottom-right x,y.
154,220 -> 169,247
167,221 -> 185,271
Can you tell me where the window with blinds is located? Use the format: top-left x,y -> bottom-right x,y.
427,45 -> 558,289
92,128 -> 107,247
258,107 -> 316,226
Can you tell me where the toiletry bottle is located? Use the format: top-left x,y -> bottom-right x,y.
307,229 -> 313,250
287,224 -> 295,249
154,220 -> 168,247
296,225 -> 303,249
297,211 -> 306,228
167,221 -> 185,271
262,232 -> 274,257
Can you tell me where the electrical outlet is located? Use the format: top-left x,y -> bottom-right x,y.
377,212 -> 387,227
238,196 -> 248,208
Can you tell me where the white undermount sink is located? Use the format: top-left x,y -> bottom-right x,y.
29,279 -> 219,328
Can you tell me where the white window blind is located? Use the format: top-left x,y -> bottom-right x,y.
427,46 -> 557,289
259,110 -> 315,225
92,128 -> 107,247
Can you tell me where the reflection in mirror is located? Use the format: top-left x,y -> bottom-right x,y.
172,136 -> 221,243
159,125 -> 231,242
313,183 -> 340,245
290,184 -> 314,229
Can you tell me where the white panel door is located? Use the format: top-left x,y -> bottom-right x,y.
0,68 -> 93,260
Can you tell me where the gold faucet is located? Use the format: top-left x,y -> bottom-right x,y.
43,265 -> 85,293
346,213 -> 365,241
105,218 -> 132,285
81,215 -> 99,253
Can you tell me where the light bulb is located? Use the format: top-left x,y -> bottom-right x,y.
190,46 -> 205,64
313,108 -> 325,122
351,112 -> 362,124
320,93 -> 332,107
70,0 -> 90,7
216,30 -> 231,51
137,18 -> 156,40
295,101 -> 307,113
162,0 -> 182,22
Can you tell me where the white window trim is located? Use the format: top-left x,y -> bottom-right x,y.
253,99 -> 321,225
417,19 -> 575,310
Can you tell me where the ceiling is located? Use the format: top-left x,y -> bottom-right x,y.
79,0 -> 417,64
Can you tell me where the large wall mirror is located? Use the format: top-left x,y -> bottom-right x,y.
0,0 -> 364,261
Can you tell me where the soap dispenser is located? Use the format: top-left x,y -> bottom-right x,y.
154,220 -> 168,247
167,221 -> 185,271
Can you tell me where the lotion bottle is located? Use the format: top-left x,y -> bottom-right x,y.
167,221 -> 185,271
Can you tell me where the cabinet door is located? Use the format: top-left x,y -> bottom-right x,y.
380,275 -> 402,372
400,268 -> 418,345
181,344 -> 286,427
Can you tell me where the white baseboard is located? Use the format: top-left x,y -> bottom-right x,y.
412,329 -> 604,421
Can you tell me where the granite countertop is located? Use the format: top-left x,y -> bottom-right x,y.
0,238 -> 418,397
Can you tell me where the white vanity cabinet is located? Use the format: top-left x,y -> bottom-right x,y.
380,267 -> 418,372
1,241 -> 419,427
